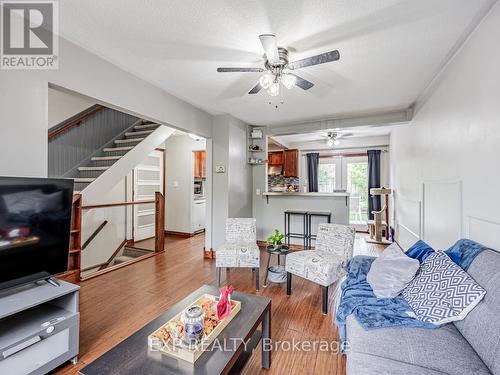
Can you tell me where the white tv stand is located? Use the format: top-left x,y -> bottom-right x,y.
0,279 -> 80,375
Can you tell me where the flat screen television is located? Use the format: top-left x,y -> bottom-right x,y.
0,176 -> 74,291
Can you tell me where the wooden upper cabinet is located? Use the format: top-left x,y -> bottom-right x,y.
200,151 -> 206,178
268,151 -> 284,165
194,151 -> 206,179
283,149 -> 299,177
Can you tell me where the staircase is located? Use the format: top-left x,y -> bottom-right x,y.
73,121 -> 160,191
111,246 -> 153,266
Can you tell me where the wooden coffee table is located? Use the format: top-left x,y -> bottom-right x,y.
79,285 -> 272,375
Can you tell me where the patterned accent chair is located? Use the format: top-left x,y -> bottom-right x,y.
286,223 -> 355,314
216,218 -> 260,290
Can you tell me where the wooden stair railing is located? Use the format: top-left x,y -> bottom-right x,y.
48,105 -> 105,140
98,239 -> 128,271
155,191 -> 165,252
69,192 -> 165,280
57,194 -> 82,283
82,220 -> 108,250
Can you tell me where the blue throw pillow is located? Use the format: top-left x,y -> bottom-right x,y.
445,239 -> 487,271
406,240 -> 434,262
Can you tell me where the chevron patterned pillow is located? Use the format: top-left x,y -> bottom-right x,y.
402,251 -> 486,325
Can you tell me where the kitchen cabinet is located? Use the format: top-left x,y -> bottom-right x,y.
268,151 -> 284,165
283,149 -> 299,177
192,199 -> 206,232
194,151 -> 206,179
200,151 -> 206,178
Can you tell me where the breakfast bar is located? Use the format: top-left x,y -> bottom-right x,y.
254,192 -> 350,245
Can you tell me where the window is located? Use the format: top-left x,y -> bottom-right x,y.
346,161 -> 368,222
304,153 -> 371,228
319,162 -> 336,192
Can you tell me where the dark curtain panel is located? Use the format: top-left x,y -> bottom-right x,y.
367,150 -> 382,220
307,153 -> 320,192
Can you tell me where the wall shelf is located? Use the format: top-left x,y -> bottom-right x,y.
247,125 -> 267,165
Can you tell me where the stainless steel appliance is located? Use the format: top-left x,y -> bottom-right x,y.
194,180 -> 203,196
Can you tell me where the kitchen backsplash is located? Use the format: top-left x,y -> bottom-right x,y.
268,175 -> 300,192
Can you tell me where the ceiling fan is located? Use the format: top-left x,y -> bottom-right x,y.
324,131 -> 353,147
217,34 -> 340,100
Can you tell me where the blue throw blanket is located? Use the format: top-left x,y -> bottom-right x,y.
335,239 -> 487,348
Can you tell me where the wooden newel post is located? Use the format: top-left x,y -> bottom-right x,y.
155,192 -> 165,253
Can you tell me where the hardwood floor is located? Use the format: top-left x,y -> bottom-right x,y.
53,233 -> 385,375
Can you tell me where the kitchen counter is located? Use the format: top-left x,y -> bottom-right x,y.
254,191 -> 351,245
263,191 -> 350,197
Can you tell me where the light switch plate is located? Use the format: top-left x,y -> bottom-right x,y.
215,165 -> 226,173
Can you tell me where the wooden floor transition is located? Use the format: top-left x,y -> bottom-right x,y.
53,233 -> 385,375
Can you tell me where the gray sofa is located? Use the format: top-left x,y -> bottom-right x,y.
345,249 -> 500,375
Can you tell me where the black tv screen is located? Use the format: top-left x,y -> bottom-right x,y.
0,176 -> 74,290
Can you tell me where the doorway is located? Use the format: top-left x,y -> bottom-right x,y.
318,154 -> 369,230
344,156 -> 369,230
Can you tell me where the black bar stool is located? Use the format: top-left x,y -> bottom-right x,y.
284,210 -> 308,249
307,211 -> 332,249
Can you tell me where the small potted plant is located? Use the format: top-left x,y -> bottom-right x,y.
266,229 -> 286,251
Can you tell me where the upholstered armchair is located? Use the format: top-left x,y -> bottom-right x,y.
286,223 -> 355,314
216,218 -> 260,290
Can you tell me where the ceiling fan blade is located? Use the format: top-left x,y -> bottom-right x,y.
338,132 -> 354,138
217,67 -> 264,72
290,50 -> 340,69
248,82 -> 262,94
291,74 -> 314,90
259,34 -> 280,65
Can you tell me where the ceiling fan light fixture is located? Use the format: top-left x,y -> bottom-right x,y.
267,82 -> 280,97
217,34 -> 340,104
327,138 -> 334,147
281,74 -> 296,90
333,139 -> 340,146
259,73 -> 274,90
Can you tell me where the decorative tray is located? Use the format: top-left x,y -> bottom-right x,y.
147,294 -> 241,363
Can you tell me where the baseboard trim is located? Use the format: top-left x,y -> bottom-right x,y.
204,247 -> 215,259
165,230 -> 193,238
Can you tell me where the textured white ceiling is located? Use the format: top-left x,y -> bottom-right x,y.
59,0 -> 493,125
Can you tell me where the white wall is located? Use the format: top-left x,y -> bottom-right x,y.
0,36 -> 213,178
48,87 -> 96,128
210,114 -> 253,249
164,134 -> 206,233
0,74 -> 48,177
211,116 -> 230,250
228,119 -> 253,218
391,3 -> 500,251
81,177 -> 129,271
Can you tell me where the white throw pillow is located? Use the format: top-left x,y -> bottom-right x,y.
367,243 -> 420,298
402,251 -> 486,325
